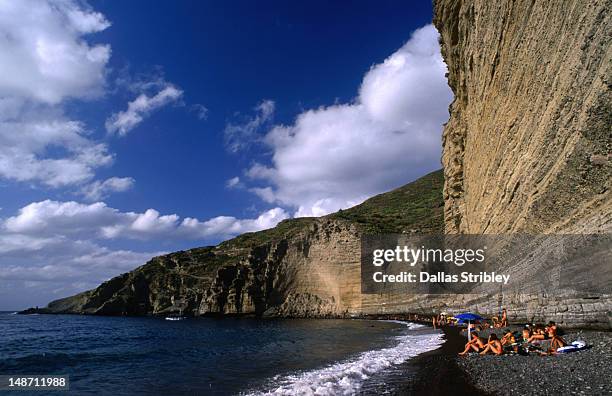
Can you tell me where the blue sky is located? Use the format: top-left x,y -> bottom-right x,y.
0,0 -> 452,309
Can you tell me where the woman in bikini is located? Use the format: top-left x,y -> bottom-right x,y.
480,333 -> 504,355
548,327 -> 567,352
459,331 -> 486,355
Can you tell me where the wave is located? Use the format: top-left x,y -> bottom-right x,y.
380,320 -> 426,330
247,322 -> 443,396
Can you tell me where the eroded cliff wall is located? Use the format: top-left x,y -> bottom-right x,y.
39,172 -> 443,319
434,0 -> 611,234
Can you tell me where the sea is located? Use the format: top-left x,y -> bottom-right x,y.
0,312 -> 444,395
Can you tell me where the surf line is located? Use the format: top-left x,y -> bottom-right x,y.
373,271 -> 511,284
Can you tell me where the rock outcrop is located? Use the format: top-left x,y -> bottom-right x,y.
34,171 -> 444,318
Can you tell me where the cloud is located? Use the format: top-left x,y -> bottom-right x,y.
191,104 -> 209,120
0,234 -> 165,310
0,102 -> 114,187
0,0 -> 114,188
179,207 -> 288,238
0,199 -> 289,308
245,25 -> 452,217
225,176 -> 243,189
224,99 -> 275,153
0,0 -> 111,105
106,85 -> 183,136
4,200 -> 289,241
79,177 -> 135,201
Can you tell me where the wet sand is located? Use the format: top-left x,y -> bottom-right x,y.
401,326 -> 487,395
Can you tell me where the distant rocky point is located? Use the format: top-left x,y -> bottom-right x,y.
23,170 -> 445,318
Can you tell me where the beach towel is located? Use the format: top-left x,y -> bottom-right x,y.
556,340 -> 587,353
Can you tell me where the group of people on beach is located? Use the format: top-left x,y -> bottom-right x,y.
458,318 -> 569,356
433,309 -> 508,330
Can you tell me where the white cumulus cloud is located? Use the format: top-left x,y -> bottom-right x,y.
3,200 -> 289,241
245,25 -> 452,217
0,0 -> 115,188
0,199 -> 290,308
0,0 -> 111,104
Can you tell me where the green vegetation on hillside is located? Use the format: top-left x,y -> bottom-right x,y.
218,217 -> 317,250
330,169 -> 444,233
220,169 -> 444,249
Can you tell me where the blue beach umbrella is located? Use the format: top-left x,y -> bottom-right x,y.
455,313 -> 484,341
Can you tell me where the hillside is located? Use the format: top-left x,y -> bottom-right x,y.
31,170 -> 444,317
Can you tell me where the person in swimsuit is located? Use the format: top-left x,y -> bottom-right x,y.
459,331 -> 486,355
548,327 -> 567,351
501,308 -> 508,327
501,330 -> 518,352
527,325 -> 548,343
501,330 -> 516,346
480,333 -> 504,355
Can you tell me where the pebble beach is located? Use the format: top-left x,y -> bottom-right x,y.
455,327 -> 612,395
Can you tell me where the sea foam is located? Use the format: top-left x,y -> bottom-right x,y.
248,322 -> 443,396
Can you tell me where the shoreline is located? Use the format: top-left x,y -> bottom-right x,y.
404,323 -> 612,396
368,317 -> 611,396
399,325 -> 487,396
11,311 -> 611,395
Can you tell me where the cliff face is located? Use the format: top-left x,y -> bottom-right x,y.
434,0 -> 611,234
430,0 -> 611,328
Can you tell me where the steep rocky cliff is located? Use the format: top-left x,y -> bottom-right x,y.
430,0 -> 611,328
434,0 -> 611,234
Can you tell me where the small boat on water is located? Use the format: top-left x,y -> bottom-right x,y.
165,306 -> 186,321
165,315 -> 185,321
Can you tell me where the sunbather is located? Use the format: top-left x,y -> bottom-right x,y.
548,327 -> 567,351
459,331 -> 486,355
501,330 -> 516,346
501,330 -> 520,353
535,327 -> 568,355
547,321 -> 564,335
480,333 -> 503,355
527,326 -> 548,343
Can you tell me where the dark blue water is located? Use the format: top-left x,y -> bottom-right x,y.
0,313 -> 442,395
